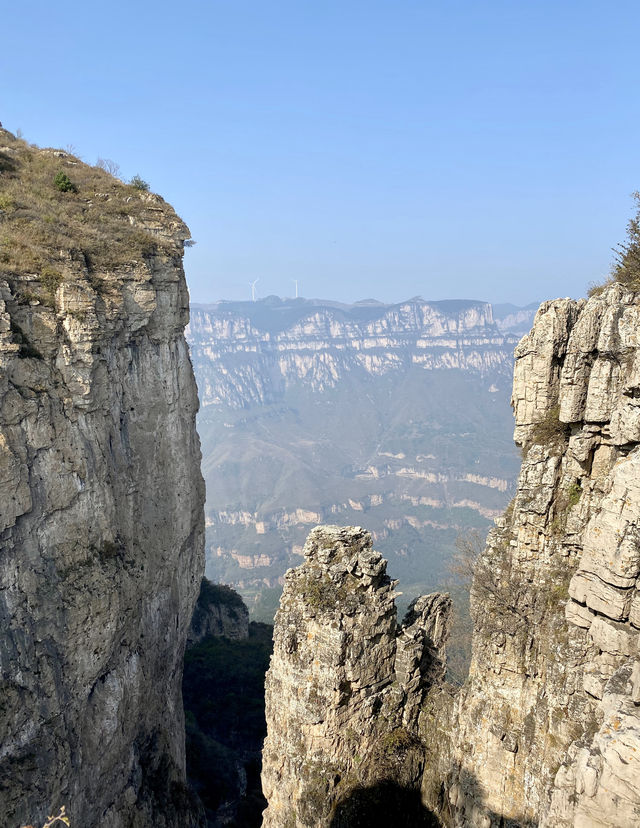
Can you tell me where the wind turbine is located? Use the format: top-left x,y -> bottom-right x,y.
249,278 -> 259,301
292,279 -> 299,298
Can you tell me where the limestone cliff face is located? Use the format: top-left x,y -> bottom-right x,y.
261,525 -> 450,827
421,284 -> 640,827
187,578 -> 249,644
188,297 -> 520,408
0,136 -> 204,827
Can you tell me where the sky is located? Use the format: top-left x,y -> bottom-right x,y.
2,0 -> 640,306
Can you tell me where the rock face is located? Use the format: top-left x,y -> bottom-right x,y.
188,297 -> 531,408
187,577 -> 249,644
420,284 -> 640,826
261,525 -> 450,827
0,134 -> 204,827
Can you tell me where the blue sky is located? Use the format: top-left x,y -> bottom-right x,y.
2,0 -> 640,305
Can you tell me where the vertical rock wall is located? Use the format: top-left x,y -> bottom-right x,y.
187,578 -> 250,644
0,151 -> 205,826
261,525 -> 450,828
422,285 -> 640,827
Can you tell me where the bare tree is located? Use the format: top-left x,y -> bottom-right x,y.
444,529 -> 487,684
449,529 -> 486,587
96,157 -> 121,179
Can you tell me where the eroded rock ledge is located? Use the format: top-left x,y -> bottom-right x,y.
261,525 -> 450,827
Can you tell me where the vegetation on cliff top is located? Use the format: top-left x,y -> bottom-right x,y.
0,129 -> 179,295
589,191 -> 640,296
197,576 -> 247,610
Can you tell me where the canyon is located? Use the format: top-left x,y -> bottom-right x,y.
4,123 -> 640,828
187,296 -> 532,619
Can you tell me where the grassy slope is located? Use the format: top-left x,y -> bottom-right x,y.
0,130 -> 179,287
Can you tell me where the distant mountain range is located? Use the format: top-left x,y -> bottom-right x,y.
187,296 -> 537,619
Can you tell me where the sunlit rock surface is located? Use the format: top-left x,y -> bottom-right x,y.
0,136 -> 204,827
261,525 -> 449,827
421,284 -> 640,827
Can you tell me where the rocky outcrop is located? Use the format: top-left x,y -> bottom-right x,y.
187,577 -> 249,644
0,134 -> 204,827
421,284 -> 640,826
261,525 -> 450,827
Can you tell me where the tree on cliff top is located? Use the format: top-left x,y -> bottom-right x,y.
612,191 -> 640,290
589,191 -> 640,296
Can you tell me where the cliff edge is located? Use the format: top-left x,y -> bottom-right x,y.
0,131 -> 205,826
421,283 -> 640,827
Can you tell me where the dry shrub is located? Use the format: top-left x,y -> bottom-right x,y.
0,129 -> 173,283
527,404 -> 569,449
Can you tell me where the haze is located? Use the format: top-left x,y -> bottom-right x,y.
3,0 -> 640,305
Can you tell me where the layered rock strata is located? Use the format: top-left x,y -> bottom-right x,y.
189,296 -> 522,612
0,138 -> 204,827
261,525 -> 450,827
188,297 -> 526,407
421,284 -> 640,826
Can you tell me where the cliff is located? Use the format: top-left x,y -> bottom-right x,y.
0,131 -> 205,826
421,283 -> 640,826
188,296 -> 528,408
187,577 -> 249,644
261,525 -> 450,827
